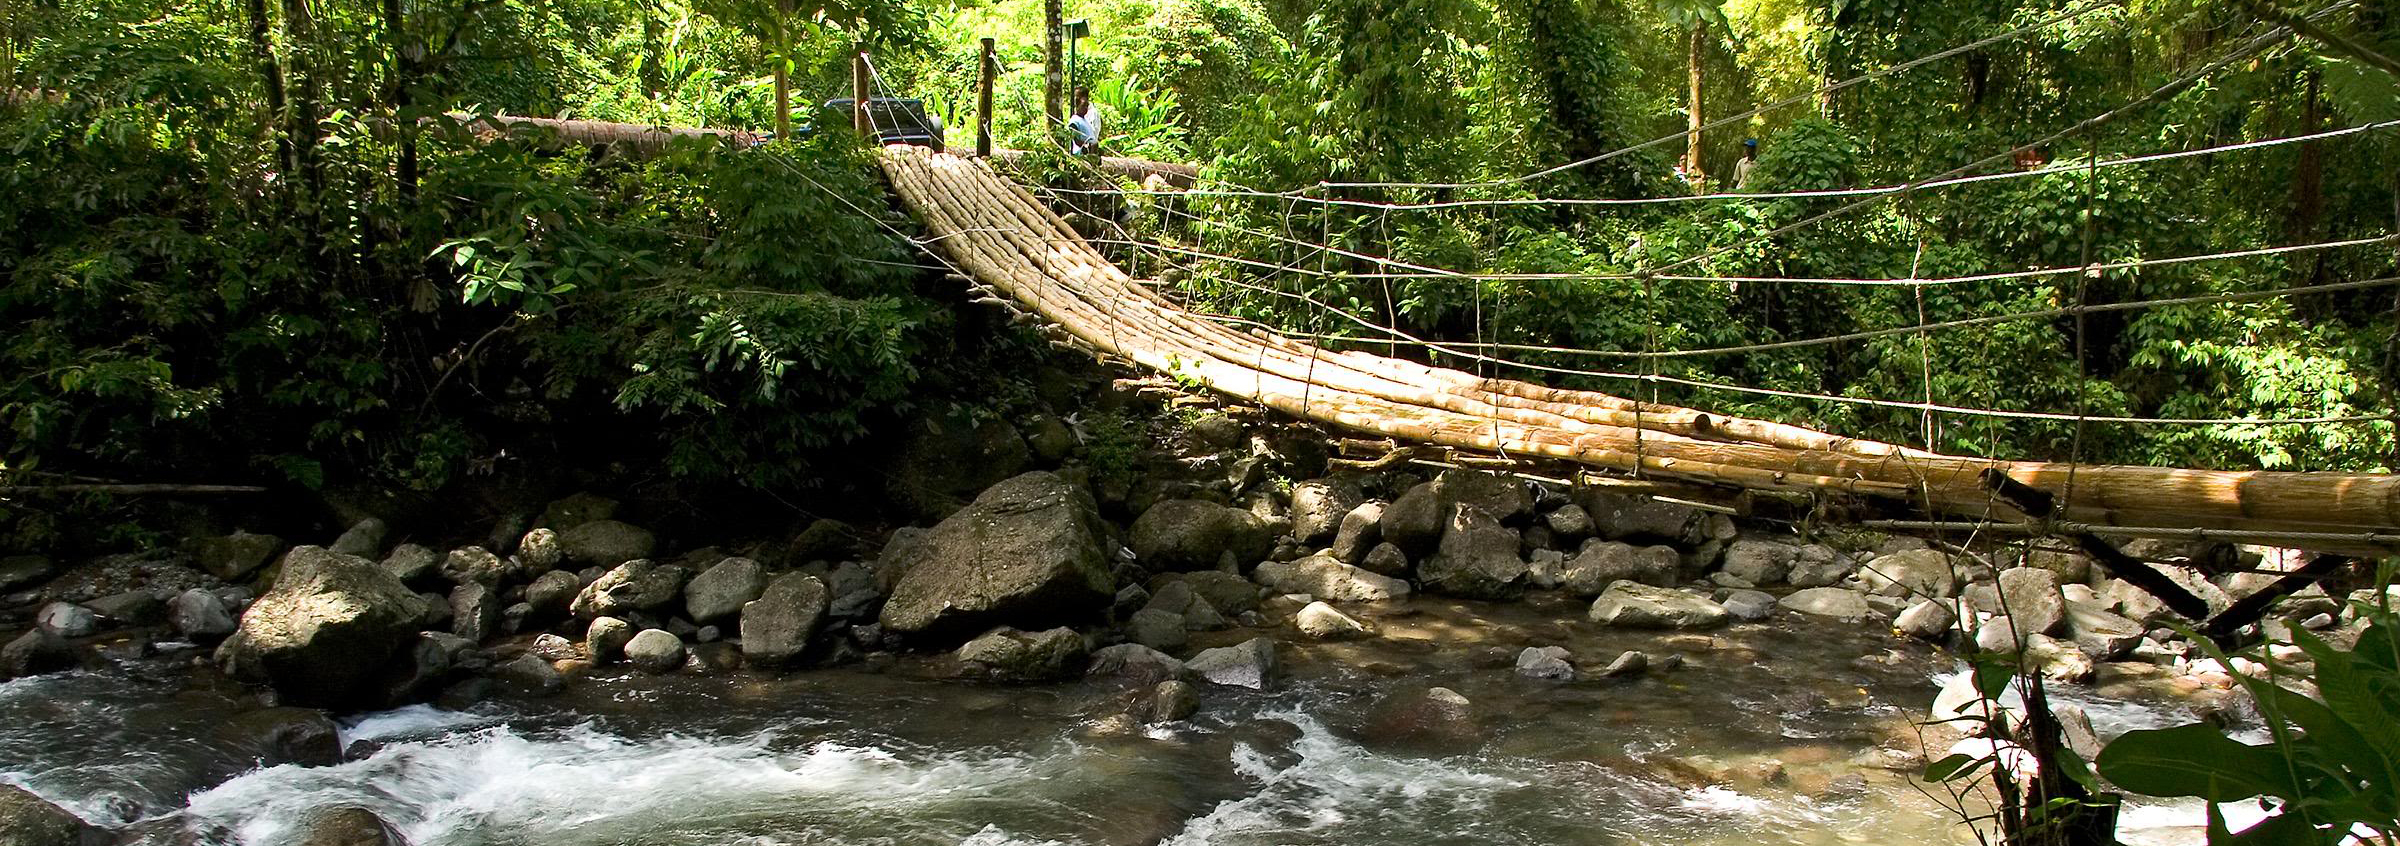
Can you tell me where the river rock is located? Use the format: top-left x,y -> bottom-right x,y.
1894,599 -> 1958,640
1383,470 -> 1532,554
1361,686 -> 1478,751
170,588 -> 238,639
1294,601 -> 1370,640
328,517 -> 388,559
0,555 -> 56,593
524,570 -> 581,620
1560,540 -> 1680,595
1601,650 -> 1649,678
1168,571 -> 1263,615
439,546 -> 506,586
624,628 -> 685,673
0,630 -> 76,679
1976,614 -> 2032,652
2023,547 -> 2092,584
1587,582 -> 1729,629
378,544 -> 439,586
215,706 -> 341,768
1579,491 -> 1713,546
1129,499 -> 1273,571
540,492 -> 619,531
881,471 -> 1113,638
1289,479 -> 1366,545
570,559 -> 688,619
1786,545 -> 1858,588
1359,543 -> 1409,578
1779,587 -> 1873,622
1417,505 -> 1528,600
2064,600 -> 2144,658
197,530 -> 282,581
741,573 -> 829,668
1720,540 -> 1797,585
492,653 -> 563,697
1187,637 -> 1278,689
1087,643 -> 1189,683
1858,549 -> 1959,598
586,616 -> 635,663
35,602 -> 98,638
1995,567 -> 2066,636
1143,680 -> 1201,722
1128,608 -> 1189,652
1720,589 -> 1776,620
0,783 -> 95,846
297,806 -> 400,846
450,583 -> 500,644
1251,554 -> 1410,602
683,557 -> 766,624
956,627 -> 1088,682
559,519 -> 657,567
1516,646 -> 1576,681
219,546 -> 421,709
1329,501 -> 1385,565
1544,504 -> 1595,542
514,528 -> 563,574
86,589 -> 168,627
1526,549 -> 1568,589
2025,634 -> 2095,682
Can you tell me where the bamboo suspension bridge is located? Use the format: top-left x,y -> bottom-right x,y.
872,144 -> 2400,557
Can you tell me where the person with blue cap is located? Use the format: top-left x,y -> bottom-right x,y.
1732,137 -> 1759,190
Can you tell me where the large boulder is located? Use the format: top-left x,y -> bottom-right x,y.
87,590 -> 168,628
880,472 -> 1114,638
1328,501 -> 1386,565
684,557 -> 768,624
0,784 -> 96,846
1586,582 -> 1729,629
1187,637 -> 1278,689
1417,505 -> 1528,600
586,616 -> 635,663
1895,599 -> 1959,640
1129,499 -> 1272,571
327,518 -> 387,559
379,544 -> 440,586
514,528 -> 564,574
1288,478 -> 1367,545
1858,549 -> 1960,598
954,627 -> 1088,682
1559,540 -> 1681,595
524,570 -> 582,621
1719,540 -> 1798,586
569,559 -> 689,619
1577,491 -> 1719,546
1,630 -> 76,679
1383,470 -> 1532,554
741,573 -> 829,668
169,588 -> 238,640
1250,555 -> 1410,602
1995,567 -> 2066,637
196,531 -> 282,581
558,520 -> 657,567
218,546 -> 422,709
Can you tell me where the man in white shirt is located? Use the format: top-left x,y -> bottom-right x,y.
1067,86 -> 1101,155
1732,137 -> 1759,190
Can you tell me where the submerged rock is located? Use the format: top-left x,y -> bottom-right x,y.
880,471 -> 1114,639
1516,646 -> 1575,681
1587,582 -> 1729,629
218,546 -> 422,710
0,783 -> 97,846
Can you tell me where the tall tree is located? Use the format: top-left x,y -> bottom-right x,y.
1653,0 -> 1727,183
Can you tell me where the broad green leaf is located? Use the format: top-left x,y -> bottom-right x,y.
2097,724 -> 2301,802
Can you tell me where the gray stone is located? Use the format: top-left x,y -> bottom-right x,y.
1516,645 -> 1576,680
1560,540 -> 1681,595
1786,545 -> 1857,588
1087,643 -> 1189,683
2023,547 -> 2092,584
1,630 -> 76,679
1329,501 -> 1386,565
450,583 -> 500,644
742,573 -> 830,668
1294,601 -> 1370,640
787,518 -> 862,564
1894,600 -> 1958,640
540,492 -> 619,531
684,557 -> 767,624
87,589 -> 168,627
1720,589 -> 1776,620
1720,540 -> 1798,586
0,555 -> 56,593
170,588 -> 238,639
1977,614 -> 2032,652
1129,499 -> 1274,571
1601,650 -> 1649,678
2064,600 -> 2145,659
35,602 -> 99,638
1145,680 -> 1201,723
328,517 -> 388,558
380,544 -> 440,585
197,531 -> 282,580
1251,554 -> 1410,602
1359,542 -> 1410,578
1418,505 -> 1529,600
586,616 -> 635,663
0,783 -> 97,846
1171,571 -> 1264,615
1526,548 -> 1568,589
1187,637 -> 1278,689
1858,549 -> 1960,598
216,546 -> 421,709
1187,412 -> 1245,449
624,628 -> 685,673
570,559 -> 689,619
955,627 -> 1088,682
524,570 -> 582,620
1544,504 -> 1595,541
529,632 -> 580,661
1587,582 -> 1729,629
1289,479 -> 1366,545
1996,567 -> 2067,637
881,471 -> 1114,637
515,528 -> 563,574
558,519 -> 657,567
1383,470 -> 1532,554
1127,608 -> 1189,652
1578,491 -> 1709,546
1022,412 -> 1077,463
1779,587 -> 1873,621
2025,633 -> 2094,682
492,653 -> 563,696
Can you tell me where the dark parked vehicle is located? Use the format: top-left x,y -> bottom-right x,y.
802,98 -> 945,150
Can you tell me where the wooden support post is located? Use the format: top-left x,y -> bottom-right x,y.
977,37 -> 996,158
851,44 -> 870,139
2201,553 -> 2357,644
1981,469 -> 2211,619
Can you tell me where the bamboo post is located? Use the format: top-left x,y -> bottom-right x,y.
977,38 -> 996,158
851,44 -> 870,138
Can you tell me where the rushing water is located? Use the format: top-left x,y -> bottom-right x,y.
0,594 -> 2240,845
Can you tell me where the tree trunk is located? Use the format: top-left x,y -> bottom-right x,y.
1685,23 -> 1706,183
2285,70 -> 2323,250
244,0 -> 291,177
1043,0 -> 1063,139
772,3 -> 792,138
381,0 -> 416,201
